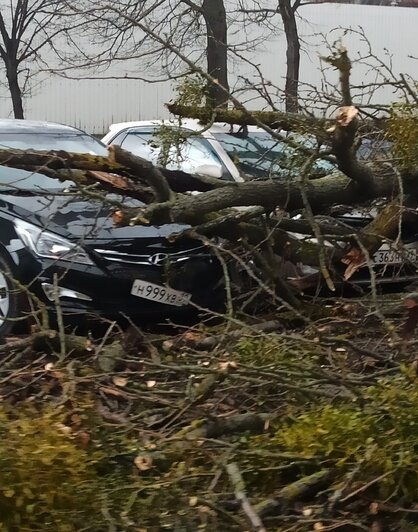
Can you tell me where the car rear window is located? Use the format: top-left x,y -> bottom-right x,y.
0,133 -> 107,156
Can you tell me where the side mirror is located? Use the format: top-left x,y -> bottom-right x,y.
195,163 -> 223,179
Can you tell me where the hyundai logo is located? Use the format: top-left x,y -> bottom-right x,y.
148,253 -> 169,266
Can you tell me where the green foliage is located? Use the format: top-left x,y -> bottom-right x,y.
0,404 -> 105,531
149,122 -> 189,167
149,74 -> 209,167
249,373 -> 418,502
175,74 -> 208,108
233,335 -> 319,367
233,337 -> 283,365
0,402 -> 229,531
386,103 -> 418,169
0,402 -> 164,531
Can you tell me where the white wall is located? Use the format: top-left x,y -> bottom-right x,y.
20,76 -> 175,135
0,3 -> 416,134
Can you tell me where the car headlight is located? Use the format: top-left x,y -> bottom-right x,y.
14,219 -> 94,266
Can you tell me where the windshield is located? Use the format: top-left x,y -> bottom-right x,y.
0,133 -> 107,156
213,132 -> 334,178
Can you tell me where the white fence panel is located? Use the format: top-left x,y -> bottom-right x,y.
0,2 -> 415,133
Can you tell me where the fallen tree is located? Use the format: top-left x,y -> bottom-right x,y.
0,50 -> 415,305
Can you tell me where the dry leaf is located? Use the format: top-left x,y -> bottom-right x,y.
85,339 -> 94,352
371,520 -> 383,532
317,326 -> 331,333
111,210 -> 124,225
197,505 -> 215,516
71,414 -> 82,425
369,502 -> 379,515
182,331 -> 203,343
76,431 -> 90,448
134,455 -> 153,471
112,376 -> 128,387
313,523 -> 324,531
218,361 -> 237,373
189,496 -> 198,507
56,423 -> 72,435
99,385 -> 128,398
341,248 -> 366,280
162,340 -> 173,351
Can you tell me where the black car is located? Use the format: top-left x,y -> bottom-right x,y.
0,120 -> 223,336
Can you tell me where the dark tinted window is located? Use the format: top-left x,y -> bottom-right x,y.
213,132 -> 334,179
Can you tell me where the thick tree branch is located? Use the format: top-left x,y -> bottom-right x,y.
108,144 -> 174,202
167,102 -> 327,135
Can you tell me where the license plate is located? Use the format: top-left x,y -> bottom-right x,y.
131,279 -> 192,307
372,248 -> 417,265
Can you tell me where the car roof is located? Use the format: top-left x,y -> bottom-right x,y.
103,119 -> 263,140
0,118 -> 85,135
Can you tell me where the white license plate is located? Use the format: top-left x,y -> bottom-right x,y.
131,279 -> 192,307
372,248 -> 417,265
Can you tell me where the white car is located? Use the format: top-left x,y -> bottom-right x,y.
102,120 -> 418,287
102,119 -> 334,182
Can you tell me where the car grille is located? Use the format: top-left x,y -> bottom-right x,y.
93,245 -> 211,266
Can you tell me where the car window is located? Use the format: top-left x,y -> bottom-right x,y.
117,129 -> 232,179
357,138 -> 392,160
0,165 -> 73,192
0,133 -> 107,156
213,132 -> 334,179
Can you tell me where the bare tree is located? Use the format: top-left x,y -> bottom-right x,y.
0,0 -> 79,118
279,0 -> 301,112
239,0 -> 304,112
200,0 -> 229,107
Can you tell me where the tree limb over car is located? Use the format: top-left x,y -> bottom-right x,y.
0,50 -> 415,304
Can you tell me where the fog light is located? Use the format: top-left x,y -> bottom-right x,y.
42,283 -> 93,302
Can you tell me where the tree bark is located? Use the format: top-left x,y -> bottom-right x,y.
135,170 -> 400,226
6,60 -> 24,119
167,102 -> 327,136
202,0 -> 229,107
278,0 -> 300,113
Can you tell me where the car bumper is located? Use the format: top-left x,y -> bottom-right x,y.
12,250 -> 224,320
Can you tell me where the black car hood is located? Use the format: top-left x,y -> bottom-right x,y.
0,190 -> 190,242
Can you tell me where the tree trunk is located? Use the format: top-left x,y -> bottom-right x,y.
6,60 -> 24,119
278,0 -> 300,113
202,0 -> 229,107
